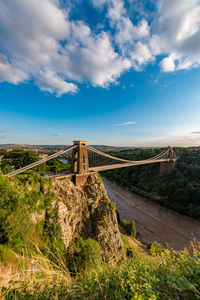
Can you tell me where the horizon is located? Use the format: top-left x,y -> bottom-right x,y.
1,0 -> 200,146
0,142 -> 200,149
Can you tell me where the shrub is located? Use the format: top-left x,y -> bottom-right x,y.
120,219 -> 137,238
67,237 -> 102,272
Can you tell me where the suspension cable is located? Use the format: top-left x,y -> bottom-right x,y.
87,145 -> 170,164
6,145 -> 76,177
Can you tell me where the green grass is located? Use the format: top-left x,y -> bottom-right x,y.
1,239 -> 200,299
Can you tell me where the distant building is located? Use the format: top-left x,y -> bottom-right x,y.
39,153 -> 48,159
32,149 -> 39,154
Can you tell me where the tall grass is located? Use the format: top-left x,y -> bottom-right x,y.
1,239 -> 200,299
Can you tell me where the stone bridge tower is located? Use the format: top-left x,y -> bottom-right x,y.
159,146 -> 178,176
71,141 -> 90,185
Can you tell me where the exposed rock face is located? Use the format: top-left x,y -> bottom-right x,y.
53,173 -> 122,261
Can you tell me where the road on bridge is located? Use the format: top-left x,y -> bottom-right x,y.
103,177 -> 200,250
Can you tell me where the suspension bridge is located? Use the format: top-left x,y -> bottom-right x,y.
6,141 -> 178,185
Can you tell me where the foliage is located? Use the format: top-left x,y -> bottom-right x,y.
120,219 -> 137,238
0,148 -> 69,175
2,149 -> 39,169
45,158 -> 70,172
1,240 -> 200,299
102,147 -> 200,220
43,207 -> 66,258
0,174 -> 65,257
66,237 -> 102,273
0,162 -> 12,174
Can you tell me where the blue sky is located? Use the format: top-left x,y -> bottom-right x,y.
0,0 -> 200,146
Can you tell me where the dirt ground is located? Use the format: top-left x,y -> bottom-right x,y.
103,177 -> 200,250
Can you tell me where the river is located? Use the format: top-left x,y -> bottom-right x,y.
103,177 -> 200,250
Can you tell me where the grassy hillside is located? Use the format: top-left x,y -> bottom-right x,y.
1,147 -> 200,299
0,173 -> 199,299
1,234 -> 200,299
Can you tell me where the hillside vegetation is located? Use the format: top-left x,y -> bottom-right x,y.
0,148 -> 200,299
0,148 -> 69,174
103,147 -> 200,220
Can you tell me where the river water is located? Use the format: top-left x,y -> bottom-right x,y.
103,177 -> 200,250
59,159 -> 68,164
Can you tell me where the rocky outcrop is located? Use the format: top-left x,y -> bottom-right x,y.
53,173 -> 122,262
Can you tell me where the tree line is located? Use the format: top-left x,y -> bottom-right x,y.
0,149 -> 69,174
102,147 -> 200,220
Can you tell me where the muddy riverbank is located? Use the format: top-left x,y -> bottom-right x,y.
103,177 -> 200,250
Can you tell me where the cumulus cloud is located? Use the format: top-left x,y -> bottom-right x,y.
152,0 -> 200,72
160,55 -> 176,72
0,0 -> 74,95
62,25 -> 131,86
93,0 -> 200,73
97,0 -> 153,68
0,0 -> 132,96
0,0 -> 200,95
116,121 -> 137,126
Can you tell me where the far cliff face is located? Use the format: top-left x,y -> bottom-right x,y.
53,173 -> 122,261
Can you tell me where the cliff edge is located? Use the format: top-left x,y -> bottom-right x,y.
53,173 -> 122,261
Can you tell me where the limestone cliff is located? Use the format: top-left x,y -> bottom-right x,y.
52,173 -> 122,261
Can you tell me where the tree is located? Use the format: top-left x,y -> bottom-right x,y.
6,150 -> 39,169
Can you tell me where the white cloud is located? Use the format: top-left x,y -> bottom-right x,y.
104,0 -> 152,67
0,54 -> 29,84
63,26 -> 131,86
93,0 -> 200,74
130,41 -> 154,70
0,0 -> 132,96
116,121 -> 137,126
37,70 -> 77,96
90,0 -> 108,9
0,0 -> 75,95
160,55 -> 176,72
54,133 -> 63,136
153,0 -> 200,72
1,0 -> 200,95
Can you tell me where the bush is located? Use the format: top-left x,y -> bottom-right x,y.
120,219 -> 137,238
67,237 -> 102,272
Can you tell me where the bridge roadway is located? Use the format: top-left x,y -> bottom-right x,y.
39,159 -> 168,178
40,170 -> 73,178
